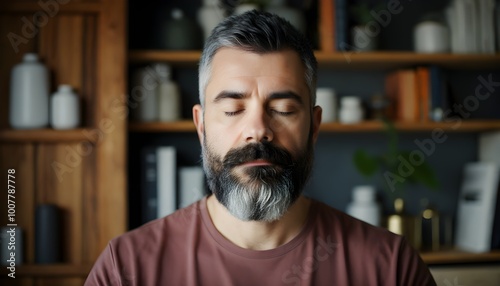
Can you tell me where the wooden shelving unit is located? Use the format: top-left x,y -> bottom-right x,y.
0,264 -> 93,278
128,50 -> 500,70
129,120 -> 500,133
421,249 -> 500,265
0,128 -> 97,143
0,2 -> 102,13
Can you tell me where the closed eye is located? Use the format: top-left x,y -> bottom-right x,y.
271,110 -> 295,116
225,110 -> 244,116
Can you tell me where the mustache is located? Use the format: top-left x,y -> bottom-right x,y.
223,142 -> 294,168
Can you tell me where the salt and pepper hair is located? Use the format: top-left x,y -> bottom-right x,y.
198,10 -> 318,107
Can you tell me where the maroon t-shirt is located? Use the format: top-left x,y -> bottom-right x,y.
85,196 -> 436,286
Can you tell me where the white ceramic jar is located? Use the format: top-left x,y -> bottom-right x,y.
197,0 -> 226,40
316,88 -> 337,122
339,96 -> 364,124
9,53 -> 49,129
346,185 -> 381,226
414,20 -> 450,53
50,85 -> 80,129
155,64 -> 181,122
132,67 -> 158,122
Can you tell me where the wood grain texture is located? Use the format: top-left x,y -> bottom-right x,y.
0,144 -> 36,263
36,143 -> 86,264
91,0 -> 127,260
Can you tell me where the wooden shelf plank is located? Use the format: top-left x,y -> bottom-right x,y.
129,121 -> 196,132
0,2 -> 102,13
129,120 -> 500,133
0,128 -> 96,143
421,249 -> 500,265
315,51 -> 500,70
129,50 -> 201,66
128,50 -> 500,70
0,264 -> 93,277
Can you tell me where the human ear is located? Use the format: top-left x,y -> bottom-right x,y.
192,104 -> 204,145
311,105 -> 322,143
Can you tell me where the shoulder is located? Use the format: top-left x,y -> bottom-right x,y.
110,199 -> 204,256
309,198 -> 436,286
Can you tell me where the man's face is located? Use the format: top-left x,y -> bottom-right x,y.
193,48 -> 322,222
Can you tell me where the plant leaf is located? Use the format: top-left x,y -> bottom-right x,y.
353,149 -> 378,177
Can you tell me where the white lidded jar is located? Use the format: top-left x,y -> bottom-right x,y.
132,66 -> 158,122
197,0 -> 226,41
339,96 -> 364,124
315,88 -> 337,122
50,85 -> 80,129
346,185 -> 381,226
155,64 -> 181,122
9,53 -> 50,129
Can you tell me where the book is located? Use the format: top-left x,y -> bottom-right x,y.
479,131 -> 500,167
455,162 -> 500,252
416,67 -> 430,122
385,69 -> 419,122
429,66 -> 450,121
319,0 -> 336,52
478,0 -> 496,54
335,0 -> 347,51
178,166 -> 206,209
157,146 -> 177,218
141,147 -> 159,224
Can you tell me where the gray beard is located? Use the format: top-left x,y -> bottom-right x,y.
202,138 -> 313,222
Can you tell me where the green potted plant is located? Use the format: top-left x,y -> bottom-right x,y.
353,119 -> 440,198
349,1 -> 384,51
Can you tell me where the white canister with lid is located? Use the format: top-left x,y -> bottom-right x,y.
155,64 -> 181,122
9,53 -> 50,129
50,85 -> 80,129
346,185 -> 381,226
339,96 -> 364,124
315,88 -> 337,122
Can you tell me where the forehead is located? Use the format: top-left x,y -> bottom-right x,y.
205,48 -> 309,101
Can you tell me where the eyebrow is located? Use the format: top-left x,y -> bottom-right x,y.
213,91 -> 247,103
212,90 -> 303,105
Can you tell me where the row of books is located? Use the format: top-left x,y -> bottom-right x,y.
141,146 -> 206,224
455,131 -> 500,252
319,0 -> 499,53
385,66 -> 448,123
446,0 -> 498,54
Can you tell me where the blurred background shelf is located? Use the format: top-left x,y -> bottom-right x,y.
421,249 -> 500,265
129,50 -> 500,70
0,128 -> 96,143
0,264 -> 92,277
129,120 -> 500,133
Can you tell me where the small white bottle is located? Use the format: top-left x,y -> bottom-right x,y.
155,64 -> 181,122
50,85 -> 80,129
315,88 -> 337,122
346,185 -> 381,226
132,66 -> 158,122
339,96 -> 364,124
9,53 -> 50,129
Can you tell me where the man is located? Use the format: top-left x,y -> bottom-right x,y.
86,11 -> 436,286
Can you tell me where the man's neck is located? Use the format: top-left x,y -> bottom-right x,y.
206,194 -> 311,251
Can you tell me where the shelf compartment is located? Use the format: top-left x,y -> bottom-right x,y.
129,120 -> 500,133
0,128 -> 97,143
128,50 -> 500,70
0,264 -> 92,277
0,2 -> 102,13
421,249 -> 500,265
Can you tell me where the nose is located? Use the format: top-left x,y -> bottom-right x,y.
243,109 -> 274,143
